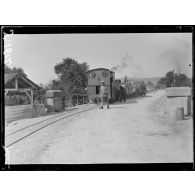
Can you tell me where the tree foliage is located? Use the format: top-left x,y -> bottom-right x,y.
5,65 -> 27,77
165,71 -> 174,87
175,73 -> 192,87
156,70 -> 192,88
53,57 -> 89,96
146,81 -> 154,88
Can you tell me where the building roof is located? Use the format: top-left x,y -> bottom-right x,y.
87,68 -> 114,73
5,73 -> 41,90
165,87 -> 191,97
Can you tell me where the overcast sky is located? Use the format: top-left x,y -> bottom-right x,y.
7,33 -> 192,85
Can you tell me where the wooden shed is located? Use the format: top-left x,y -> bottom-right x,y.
4,73 -> 42,122
5,73 -> 41,104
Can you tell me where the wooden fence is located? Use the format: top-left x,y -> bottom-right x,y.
5,104 -> 46,123
5,104 -> 34,123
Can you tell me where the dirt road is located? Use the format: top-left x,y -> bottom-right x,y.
5,90 -> 193,164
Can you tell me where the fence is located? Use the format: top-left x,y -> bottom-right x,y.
5,104 -> 35,123
65,93 -> 89,107
5,103 -> 46,123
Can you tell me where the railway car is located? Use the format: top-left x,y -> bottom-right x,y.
87,68 -> 115,102
112,77 -> 147,99
87,68 -> 147,103
120,77 -> 134,97
131,80 -> 147,97
112,79 -> 121,101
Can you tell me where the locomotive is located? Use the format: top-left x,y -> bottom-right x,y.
87,68 -> 146,103
87,68 -> 114,102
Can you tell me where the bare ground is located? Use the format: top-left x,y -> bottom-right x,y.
5,90 -> 193,164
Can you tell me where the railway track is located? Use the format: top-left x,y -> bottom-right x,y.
6,107 -> 82,137
5,106 -> 96,148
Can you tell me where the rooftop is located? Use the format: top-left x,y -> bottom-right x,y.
5,73 -> 41,90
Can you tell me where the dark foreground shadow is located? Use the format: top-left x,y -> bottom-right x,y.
2,163 -> 193,171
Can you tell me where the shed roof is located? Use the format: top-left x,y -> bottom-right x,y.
5,73 -> 41,90
165,87 -> 191,97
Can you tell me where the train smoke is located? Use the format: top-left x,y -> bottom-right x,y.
111,53 -> 143,77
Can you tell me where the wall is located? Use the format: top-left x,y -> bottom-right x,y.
165,87 -> 192,116
166,96 -> 191,116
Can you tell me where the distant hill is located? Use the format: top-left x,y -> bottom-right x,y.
128,77 -> 162,84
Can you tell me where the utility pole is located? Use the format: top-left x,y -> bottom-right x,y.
178,64 -> 180,76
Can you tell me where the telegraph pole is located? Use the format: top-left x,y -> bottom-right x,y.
173,68 -> 175,87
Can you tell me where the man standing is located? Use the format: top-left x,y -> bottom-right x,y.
99,80 -> 109,109
119,85 -> 127,103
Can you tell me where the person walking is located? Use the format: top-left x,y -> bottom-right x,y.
99,80 -> 109,109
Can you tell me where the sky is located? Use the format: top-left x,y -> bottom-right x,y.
6,33 -> 193,85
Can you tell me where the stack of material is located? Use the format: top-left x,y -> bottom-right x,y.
165,87 -> 192,119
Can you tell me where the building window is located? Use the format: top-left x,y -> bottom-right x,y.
89,71 -> 96,79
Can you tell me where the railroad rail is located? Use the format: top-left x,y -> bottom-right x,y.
5,105 -> 96,148
6,107 -> 81,137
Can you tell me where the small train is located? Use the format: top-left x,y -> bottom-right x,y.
87,68 -> 146,103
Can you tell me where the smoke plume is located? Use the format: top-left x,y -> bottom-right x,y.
111,53 -> 143,77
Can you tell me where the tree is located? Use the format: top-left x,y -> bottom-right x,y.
157,70 -> 192,88
175,73 -> 192,87
48,79 -> 61,90
38,83 -> 44,88
5,65 -> 27,77
165,71 -> 174,87
155,77 -> 167,89
4,64 -> 12,73
146,81 -> 154,88
54,57 -> 89,96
